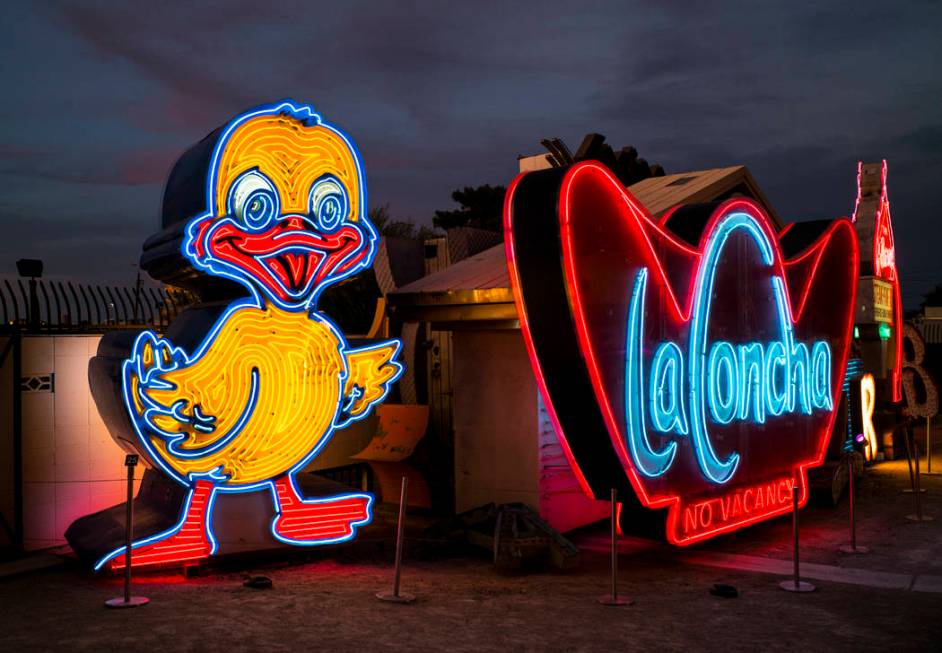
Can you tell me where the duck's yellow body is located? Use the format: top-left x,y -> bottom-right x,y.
129,304 -> 400,486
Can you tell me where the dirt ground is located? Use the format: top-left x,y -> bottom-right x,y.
2,441 -> 942,652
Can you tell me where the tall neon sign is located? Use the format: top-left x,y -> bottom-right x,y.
93,101 -> 403,570
506,162 -> 858,545
853,160 -> 903,402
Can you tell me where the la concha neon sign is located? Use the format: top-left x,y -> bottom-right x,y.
96,100 -> 403,570
506,162 -> 858,545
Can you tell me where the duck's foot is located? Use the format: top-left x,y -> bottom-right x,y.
271,476 -> 372,545
99,481 -> 215,571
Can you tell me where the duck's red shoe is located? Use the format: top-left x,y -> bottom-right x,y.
271,476 -> 372,545
101,481 -> 214,571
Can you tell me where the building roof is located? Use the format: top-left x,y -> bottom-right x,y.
387,165 -> 780,326
630,166 -> 780,222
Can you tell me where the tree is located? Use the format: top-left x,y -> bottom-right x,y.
542,133 -> 665,187
921,284 -> 942,309
432,184 -> 506,232
369,204 -> 440,241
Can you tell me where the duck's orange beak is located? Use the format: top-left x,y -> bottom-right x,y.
193,214 -> 367,305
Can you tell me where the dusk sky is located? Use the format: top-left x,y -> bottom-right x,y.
1,1 -> 940,307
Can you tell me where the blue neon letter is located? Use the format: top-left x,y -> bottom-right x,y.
625,269 -> 677,477
707,342 -> 738,424
650,342 -> 689,435
810,341 -> 832,409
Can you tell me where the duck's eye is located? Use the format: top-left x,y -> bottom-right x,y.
309,176 -> 348,233
228,170 -> 278,229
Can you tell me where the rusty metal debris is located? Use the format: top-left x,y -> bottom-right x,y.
438,503 -> 580,571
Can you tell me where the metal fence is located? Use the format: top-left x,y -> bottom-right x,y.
0,277 -> 194,333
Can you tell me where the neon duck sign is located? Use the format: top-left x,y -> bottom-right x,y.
94,101 -> 403,570
506,162 -> 857,545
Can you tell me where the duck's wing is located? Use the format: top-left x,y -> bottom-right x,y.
339,339 -> 404,427
125,331 -> 256,462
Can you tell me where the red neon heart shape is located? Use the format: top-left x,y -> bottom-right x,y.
506,162 -> 858,545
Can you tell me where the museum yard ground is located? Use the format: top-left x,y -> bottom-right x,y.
2,438 -> 941,652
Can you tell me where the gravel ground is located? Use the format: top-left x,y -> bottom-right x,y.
1,550 -> 938,653
2,440 -> 941,652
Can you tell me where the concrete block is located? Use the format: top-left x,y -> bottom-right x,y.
21,392 -> 55,432
21,337 -> 53,375
53,356 -> 89,428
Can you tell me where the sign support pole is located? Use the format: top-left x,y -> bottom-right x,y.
838,455 -> 868,554
901,423 -> 926,494
377,476 -> 415,603
598,489 -> 631,606
105,455 -> 148,609
926,415 -> 938,475
907,428 -> 933,522
780,483 -> 815,592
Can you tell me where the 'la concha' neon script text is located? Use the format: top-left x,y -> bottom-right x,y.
624,213 -> 832,485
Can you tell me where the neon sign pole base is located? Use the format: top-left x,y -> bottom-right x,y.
905,514 -> 934,522
375,590 -> 416,604
105,596 -> 149,609
105,456 -> 149,609
837,457 -> 867,554
597,594 -> 632,606
597,491 -> 632,607
779,485 -> 814,593
779,580 -> 815,593
376,477 -> 415,605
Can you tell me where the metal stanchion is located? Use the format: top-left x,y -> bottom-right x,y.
779,483 -> 815,592
838,455 -> 868,554
105,455 -> 149,609
902,423 -> 926,494
907,428 -> 934,523
597,488 -> 631,606
926,415 -> 938,475
377,476 -> 415,603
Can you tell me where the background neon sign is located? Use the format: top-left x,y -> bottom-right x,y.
506,162 -> 858,545
854,160 -> 903,402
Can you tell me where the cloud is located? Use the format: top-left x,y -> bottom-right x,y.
0,0 -> 940,307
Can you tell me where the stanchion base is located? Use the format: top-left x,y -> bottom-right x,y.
105,596 -> 149,609
838,544 -> 869,554
597,594 -> 632,606
905,514 -> 934,522
901,488 -> 928,494
779,580 -> 815,593
376,590 -> 416,604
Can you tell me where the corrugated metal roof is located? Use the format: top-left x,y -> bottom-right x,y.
393,243 -> 508,295
631,166 -> 744,217
390,165 -> 779,303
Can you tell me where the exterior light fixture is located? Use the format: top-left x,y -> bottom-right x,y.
16,258 -> 43,331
